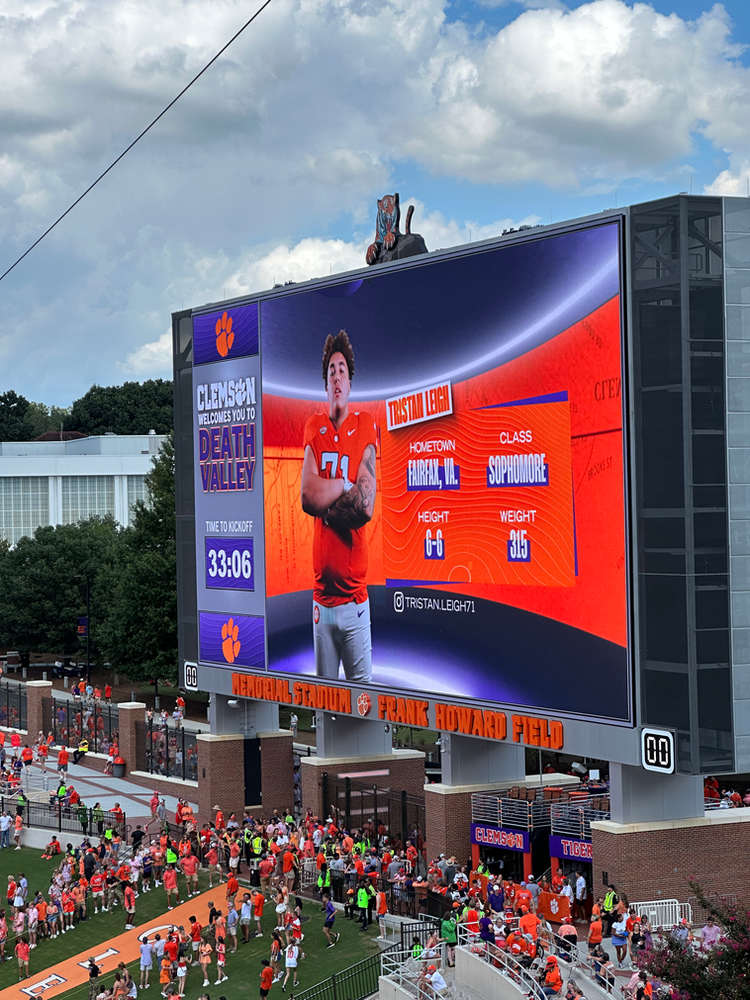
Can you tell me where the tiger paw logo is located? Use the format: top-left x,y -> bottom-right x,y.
215,311 -> 234,358
357,692 -> 371,717
221,618 -> 241,664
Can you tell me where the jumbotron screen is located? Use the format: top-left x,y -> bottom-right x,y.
192,220 -> 630,723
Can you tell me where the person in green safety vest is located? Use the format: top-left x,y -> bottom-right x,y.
357,881 -> 370,930
166,843 -> 178,866
317,863 -> 331,896
476,861 -> 490,876
366,881 -> 377,927
16,791 -> 26,818
602,884 -> 620,938
411,936 -> 423,960
92,803 -> 105,836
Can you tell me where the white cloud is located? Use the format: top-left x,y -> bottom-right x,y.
405,1 -> 750,186
476,0 -> 568,8
118,202 -> 539,379
705,164 -> 750,196
1,0 -> 750,403
120,330 -> 172,376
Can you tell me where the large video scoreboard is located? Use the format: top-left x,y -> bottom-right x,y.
186,218 -> 633,738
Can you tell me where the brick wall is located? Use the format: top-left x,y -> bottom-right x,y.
197,734 -> 246,824
425,786 -> 473,867
592,817 -> 750,907
301,750 -> 425,819
259,731 -> 294,816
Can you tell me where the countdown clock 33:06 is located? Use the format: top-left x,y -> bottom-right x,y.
205,537 -> 255,591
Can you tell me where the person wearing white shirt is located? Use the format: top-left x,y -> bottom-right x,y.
427,967 -> 447,995
0,811 -> 11,850
574,871 -> 587,921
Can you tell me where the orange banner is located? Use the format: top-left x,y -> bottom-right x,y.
536,890 -> 571,924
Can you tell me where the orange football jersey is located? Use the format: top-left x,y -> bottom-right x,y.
303,409 -> 377,605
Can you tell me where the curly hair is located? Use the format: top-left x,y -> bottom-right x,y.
321,330 -> 355,386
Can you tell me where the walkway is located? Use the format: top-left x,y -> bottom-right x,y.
19,758 -> 198,830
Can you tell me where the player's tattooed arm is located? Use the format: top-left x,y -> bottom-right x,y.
327,444 -> 376,529
301,445 -> 345,517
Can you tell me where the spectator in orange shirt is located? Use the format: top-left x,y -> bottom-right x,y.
259,855 -> 275,899
588,915 -> 604,954
72,882 -> 87,923
259,958 -> 273,998
226,875 -> 239,907
163,866 -> 180,910
519,908 -> 541,941
124,882 -> 136,930
205,844 -> 221,889
282,849 -> 297,891
180,853 -> 200,898
516,883 -> 533,912
542,955 -> 562,995
253,890 -> 265,937
15,936 -> 30,979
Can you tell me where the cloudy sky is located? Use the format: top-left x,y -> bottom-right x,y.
2,0 -> 750,406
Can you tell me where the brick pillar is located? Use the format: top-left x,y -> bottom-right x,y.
424,785 -> 474,867
26,680 -> 53,740
117,702 -> 146,773
197,734 -> 246,825
259,730 -> 294,816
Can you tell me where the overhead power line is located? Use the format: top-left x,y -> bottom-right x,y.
0,0 -> 274,286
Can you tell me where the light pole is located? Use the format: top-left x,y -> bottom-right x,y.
85,574 -> 91,687
76,574 -> 91,686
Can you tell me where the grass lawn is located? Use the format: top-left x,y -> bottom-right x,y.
0,848 -> 381,997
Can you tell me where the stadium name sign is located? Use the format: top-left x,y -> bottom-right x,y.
230,673 -> 564,749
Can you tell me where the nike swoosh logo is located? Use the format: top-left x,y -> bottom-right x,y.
357,608 -> 366,617
348,428 -> 356,435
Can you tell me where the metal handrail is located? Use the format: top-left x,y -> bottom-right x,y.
540,925 -> 621,997
381,943 -> 451,1000
455,925 -> 549,1000
472,790 -> 610,832
550,805 -> 610,839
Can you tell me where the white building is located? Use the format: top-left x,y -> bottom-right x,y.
0,432 -> 168,545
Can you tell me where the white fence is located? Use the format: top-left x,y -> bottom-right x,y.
632,898 -> 692,928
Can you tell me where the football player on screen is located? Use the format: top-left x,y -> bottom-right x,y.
301,330 -> 377,683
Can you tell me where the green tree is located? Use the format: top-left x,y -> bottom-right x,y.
96,435 -> 177,683
638,881 -> 750,999
0,391 -> 34,441
25,402 -> 71,439
65,380 -> 173,436
0,393 -> 73,441
0,517 -> 121,655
